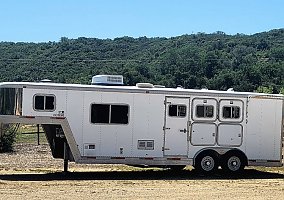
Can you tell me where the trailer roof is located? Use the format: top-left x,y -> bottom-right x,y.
0,81 -> 283,98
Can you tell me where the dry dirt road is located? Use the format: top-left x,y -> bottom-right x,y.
0,143 -> 284,200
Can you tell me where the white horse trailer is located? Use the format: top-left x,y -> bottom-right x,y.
0,76 -> 283,174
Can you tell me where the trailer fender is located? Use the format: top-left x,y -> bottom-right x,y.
193,149 -> 220,174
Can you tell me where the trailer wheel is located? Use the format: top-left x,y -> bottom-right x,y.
194,151 -> 219,174
221,151 -> 246,174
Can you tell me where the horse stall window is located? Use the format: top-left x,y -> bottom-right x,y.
91,104 -> 129,124
34,95 -> 55,111
223,106 -> 240,119
196,105 -> 214,118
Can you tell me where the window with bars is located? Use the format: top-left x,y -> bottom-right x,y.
196,105 -> 214,118
222,106 -> 240,119
168,104 -> 187,117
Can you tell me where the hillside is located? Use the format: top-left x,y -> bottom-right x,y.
0,29 -> 284,92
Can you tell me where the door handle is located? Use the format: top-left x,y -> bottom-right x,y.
179,128 -> 187,133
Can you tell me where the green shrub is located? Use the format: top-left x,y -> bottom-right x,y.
0,124 -> 18,153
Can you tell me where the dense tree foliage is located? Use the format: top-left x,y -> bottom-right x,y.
0,29 -> 284,93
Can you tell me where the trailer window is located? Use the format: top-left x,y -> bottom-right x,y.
91,104 -> 110,123
111,105 -> 129,124
168,105 -> 186,117
196,105 -> 214,118
91,104 -> 129,124
223,106 -> 240,119
34,95 -> 55,111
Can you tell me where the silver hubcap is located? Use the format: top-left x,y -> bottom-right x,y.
201,156 -> 215,171
227,156 -> 241,171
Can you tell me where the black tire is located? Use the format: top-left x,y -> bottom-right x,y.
194,151 -> 219,175
221,152 -> 246,174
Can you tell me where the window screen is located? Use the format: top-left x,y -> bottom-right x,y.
196,105 -> 214,118
91,104 -> 129,124
34,95 -> 55,111
168,105 -> 186,117
223,106 -> 240,119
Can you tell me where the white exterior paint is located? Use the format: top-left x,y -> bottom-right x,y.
0,82 -> 283,169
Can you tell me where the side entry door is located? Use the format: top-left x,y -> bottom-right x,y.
164,97 -> 190,156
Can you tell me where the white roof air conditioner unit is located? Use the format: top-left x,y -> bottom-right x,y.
91,75 -> 124,86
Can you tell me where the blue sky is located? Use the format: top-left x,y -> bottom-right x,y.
0,0 -> 283,42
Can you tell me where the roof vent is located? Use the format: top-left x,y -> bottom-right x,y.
91,75 -> 123,86
40,79 -> 52,83
227,88 -> 234,92
136,83 -> 154,88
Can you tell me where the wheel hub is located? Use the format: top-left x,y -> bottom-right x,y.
227,156 -> 241,171
201,156 -> 215,171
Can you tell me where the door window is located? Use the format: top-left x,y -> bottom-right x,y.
168,104 -> 187,117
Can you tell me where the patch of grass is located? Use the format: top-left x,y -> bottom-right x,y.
16,125 -> 47,144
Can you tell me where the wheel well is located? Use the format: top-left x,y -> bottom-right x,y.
222,149 -> 248,166
193,149 -> 220,167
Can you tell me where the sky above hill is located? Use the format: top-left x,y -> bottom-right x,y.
1,0 -> 283,42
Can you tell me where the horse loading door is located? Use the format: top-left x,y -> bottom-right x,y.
164,97 -> 190,156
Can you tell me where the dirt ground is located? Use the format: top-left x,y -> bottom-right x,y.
0,143 -> 284,200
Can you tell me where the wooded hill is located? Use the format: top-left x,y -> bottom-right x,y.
0,29 -> 284,93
